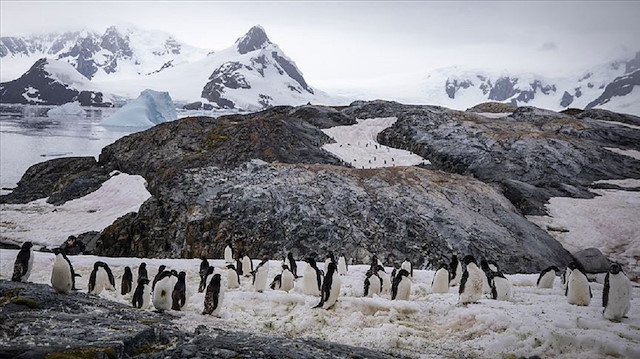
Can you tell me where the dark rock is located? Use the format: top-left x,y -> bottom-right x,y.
445,78 -> 473,99
560,91 -> 574,107
489,77 -> 519,101
236,25 -> 271,55
466,102 -> 516,113
573,248 -> 611,273
201,61 -> 250,109
183,101 -> 214,111
586,69 -> 640,111
271,51 -> 314,94
560,108 -> 584,116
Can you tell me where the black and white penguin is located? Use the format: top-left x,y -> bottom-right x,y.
242,255 -> 253,277
303,257 -> 323,296
270,274 -> 282,290
286,252 -> 298,278
376,264 -> 391,295
449,255 -> 463,287
314,262 -> 341,309
489,271 -> 512,301
276,265 -> 295,292
224,240 -> 233,263
561,266 -> 572,291
391,268 -> 411,300
121,266 -> 133,295
51,248 -> 73,294
152,270 -> 174,312
171,271 -> 187,310
138,262 -> 148,281
324,252 -> 337,273
226,263 -> 240,289
198,257 -> 212,293
480,259 -> 494,295
401,259 -> 413,278
431,263 -> 450,294
459,255 -> 484,304
12,241 -> 34,282
566,262 -> 592,306
603,263 -> 631,321
88,261 -> 116,295
203,273 -> 224,316
132,278 -> 151,309
152,265 -> 167,291
363,269 -> 382,297
536,266 -> 559,289
390,263 -> 401,284
235,255 -> 244,276
59,250 -> 80,291
252,258 -> 270,292
338,255 -> 348,276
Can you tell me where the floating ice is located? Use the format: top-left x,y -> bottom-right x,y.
47,102 -> 85,116
101,89 -> 177,127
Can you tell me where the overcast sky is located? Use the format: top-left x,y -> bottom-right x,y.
2,1 -> 639,90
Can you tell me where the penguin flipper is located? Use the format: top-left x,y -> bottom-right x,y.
603,273 -> 610,308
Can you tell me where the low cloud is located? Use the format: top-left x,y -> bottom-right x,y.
539,42 -> 558,51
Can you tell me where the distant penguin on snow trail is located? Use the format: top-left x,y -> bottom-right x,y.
459,255 -> 484,304
252,258 -> 270,292
203,273 -> 224,316
566,262 -> 592,306
242,255 -> 253,277
392,268 -> 411,300
603,263 -> 632,321
132,278 -> 151,310
364,269 -> 382,297
121,266 -> 133,295
226,263 -> 240,289
224,241 -> 233,263
315,262 -> 341,309
489,271 -> 511,301
338,255 -> 348,276
51,249 -> 73,294
303,257 -> 323,296
401,259 -> 413,278
449,255 -> 463,287
198,257 -> 213,293
12,241 -> 34,283
537,266 -> 559,289
172,271 -> 187,310
153,271 -> 174,311
431,263 -> 450,294
138,262 -> 148,281
88,261 -> 116,295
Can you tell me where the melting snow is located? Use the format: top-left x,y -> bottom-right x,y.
604,147 -> 640,160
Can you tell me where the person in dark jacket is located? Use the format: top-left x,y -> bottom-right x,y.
62,235 -> 85,255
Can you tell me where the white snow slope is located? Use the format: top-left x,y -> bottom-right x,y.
0,252 -> 638,359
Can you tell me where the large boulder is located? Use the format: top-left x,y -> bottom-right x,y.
573,247 -> 611,273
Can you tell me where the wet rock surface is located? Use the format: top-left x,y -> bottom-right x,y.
0,280 -> 404,359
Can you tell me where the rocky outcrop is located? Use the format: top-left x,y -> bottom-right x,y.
573,248 -> 610,274
183,101 -> 214,111
586,69 -> 640,110
0,280 -> 402,359
466,102 -> 516,113
0,157 -> 110,205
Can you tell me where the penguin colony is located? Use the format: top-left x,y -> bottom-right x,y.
15,242 -> 633,323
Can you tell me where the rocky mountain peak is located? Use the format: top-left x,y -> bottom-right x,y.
236,25 -> 271,54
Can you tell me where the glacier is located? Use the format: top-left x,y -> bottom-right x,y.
100,89 -> 177,127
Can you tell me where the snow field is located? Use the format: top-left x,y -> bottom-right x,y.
1,250 -> 638,359
322,117 -> 430,169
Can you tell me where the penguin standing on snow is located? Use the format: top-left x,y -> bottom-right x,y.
235,254 -> 244,276
152,265 -> 167,291
242,255 -> 253,277
152,271 -> 174,311
449,255 -> 463,286
278,265 -> 295,292
88,261 -> 116,295
376,265 -> 391,295
391,268 -> 411,300
603,263 -> 631,321
198,257 -> 212,293
489,271 -> 512,301
12,241 -> 34,282
364,269 -> 382,297
303,257 -> 323,296
561,266 -> 572,291
269,273 -> 282,290
401,259 -> 413,278
324,252 -> 337,272
51,248 -> 73,294
338,255 -> 348,276
459,255 -> 484,304
252,258 -> 270,292
314,262 -> 341,309
203,273 -> 224,316
132,278 -> 151,309
431,263 -> 450,294
286,252 -> 298,278
566,262 -> 592,306
224,240 -> 233,263
59,250 -> 80,291
226,263 -> 240,289
138,262 -> 148,281
121,266 -> 133,295
171,271 -> 187,310
480,259 -> 494,295
536,266 -> 559,289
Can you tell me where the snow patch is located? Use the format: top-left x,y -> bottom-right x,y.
604,147 -> 640,160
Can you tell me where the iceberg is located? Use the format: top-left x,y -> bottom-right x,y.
100,89 -> 177,127
47,102 -> 86,116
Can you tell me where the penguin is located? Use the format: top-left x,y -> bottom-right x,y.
338,255 -> 348,276
363,269 -> 382,297
169,269 -> 179,291
390,263 -> 401,284
324,252 -> 336,272
376,264 -> 391,295
12,241 -> 34,282
459,255 -> 484,304
401,259 -> 413,278
303,257 -> 323,296
449,255 -> 463,287
60,250 -> 80,291
171,271 -> 187,310
152,271 -> 174,311
252,258 -> 270,292
224,240 -> 233,263
198,258 -> 212,293
561,266 -> 572,291
314,262 -> 341,309
286,252 -> 298,278
269,274 -> 282,290
88,261 -> 116,295
132,278 -> 151,309
369,255 -> 379,273
277,265 -> 295,292
480,259 -> 495,295
603,263 -> 631,321
121,266 -> 133,295
391,268 -> 411,300
138,262 -> 148,281
51,248 -> 72,294
152,265 -> 167,291
489,271 -> 512,301
226,263 -> 240,289
566,262 -> 592,306
536,265 -> 559,289
431,263 -> 450,294
235,255 -> 244,276
203,273 -> 224,316
242,255 -> 253,277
